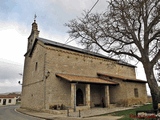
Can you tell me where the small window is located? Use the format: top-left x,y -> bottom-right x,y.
35,62 -> 38,71
134,88 -> 139,97
9,99 -> 12,103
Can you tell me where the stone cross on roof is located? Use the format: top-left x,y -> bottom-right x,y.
34,14 -> 37,22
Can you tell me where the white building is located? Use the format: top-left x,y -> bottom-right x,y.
0,95 -> 17,106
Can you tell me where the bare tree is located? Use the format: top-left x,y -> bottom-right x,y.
66,0 -> 160,110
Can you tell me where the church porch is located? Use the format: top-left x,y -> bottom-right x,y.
56,73 -> 118,111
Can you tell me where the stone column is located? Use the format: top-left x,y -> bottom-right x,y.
104,85 -> 110,107
71,83 -> 76,109
85,84 -> 91,108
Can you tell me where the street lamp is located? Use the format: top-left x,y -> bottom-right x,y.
18,81 -> 22,85
18,73 -> 23,85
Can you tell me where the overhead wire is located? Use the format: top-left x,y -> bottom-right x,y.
85,0 -> 100,18
65,0 -> 100,44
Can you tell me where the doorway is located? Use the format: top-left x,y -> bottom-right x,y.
76,89 -> 84,106
3,99 -> 6,105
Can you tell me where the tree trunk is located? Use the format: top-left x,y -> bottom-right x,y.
151,90 -> 160,113
143,64 -> 160,112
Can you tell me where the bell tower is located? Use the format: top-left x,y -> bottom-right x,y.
27,15 -> 40,51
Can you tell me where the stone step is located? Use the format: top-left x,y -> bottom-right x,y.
109,104 -> 117,108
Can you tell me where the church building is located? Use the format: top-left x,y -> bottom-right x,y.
21,20 -> 147,111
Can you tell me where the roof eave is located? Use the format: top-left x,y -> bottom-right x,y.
70,80 -> 119,85
97,72 -> 147,83
123,79 -> 147,83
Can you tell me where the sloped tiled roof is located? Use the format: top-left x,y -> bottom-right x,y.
97,73 -> 147,83
37,37 -> 136,68
0,95 -> 16,98
38,37 -> 116,60
56,73 -> 118,85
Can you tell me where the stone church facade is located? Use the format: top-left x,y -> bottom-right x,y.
21,21 -> 147,111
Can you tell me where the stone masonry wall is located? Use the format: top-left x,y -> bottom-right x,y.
109,79 -> 127,104
21,42 -> 45,110
44,45 -> 136,78
125,81 -> 147,106
109,79 -> 147,106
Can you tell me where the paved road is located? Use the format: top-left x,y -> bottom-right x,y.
0,105 -> 44,120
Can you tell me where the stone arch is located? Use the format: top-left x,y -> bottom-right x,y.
76,88 -> 84,106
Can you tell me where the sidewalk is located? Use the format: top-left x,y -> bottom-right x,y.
16,107 -> 133,120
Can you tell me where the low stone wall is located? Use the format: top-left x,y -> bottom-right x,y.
41,109 -> 67,114
42,106 -> 90,115
116,97 -> 147,107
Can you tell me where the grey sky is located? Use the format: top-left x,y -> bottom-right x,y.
0,0 -> 147,94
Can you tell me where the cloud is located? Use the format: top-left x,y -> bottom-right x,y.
0,21 -> 29,63
0,59 -> 23,93
49,0 -> 108,13
0,86 -> 21,94
0,60 -> 22,80
0,0 -> 148,95
0,0 -> 109,45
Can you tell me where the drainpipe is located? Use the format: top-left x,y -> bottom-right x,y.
43,53 -> 47,109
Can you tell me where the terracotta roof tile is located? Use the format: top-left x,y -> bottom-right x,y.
97,73 -> 147,83
0,95 -> 16,98
56,73 -> 118,85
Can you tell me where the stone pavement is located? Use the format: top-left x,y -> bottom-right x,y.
16,107 -> 133,120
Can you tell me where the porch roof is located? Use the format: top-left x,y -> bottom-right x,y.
97,73 -> 147,83
56,73 -> 118,85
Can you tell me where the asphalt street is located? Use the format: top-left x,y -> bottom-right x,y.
0,105 -> 44,120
